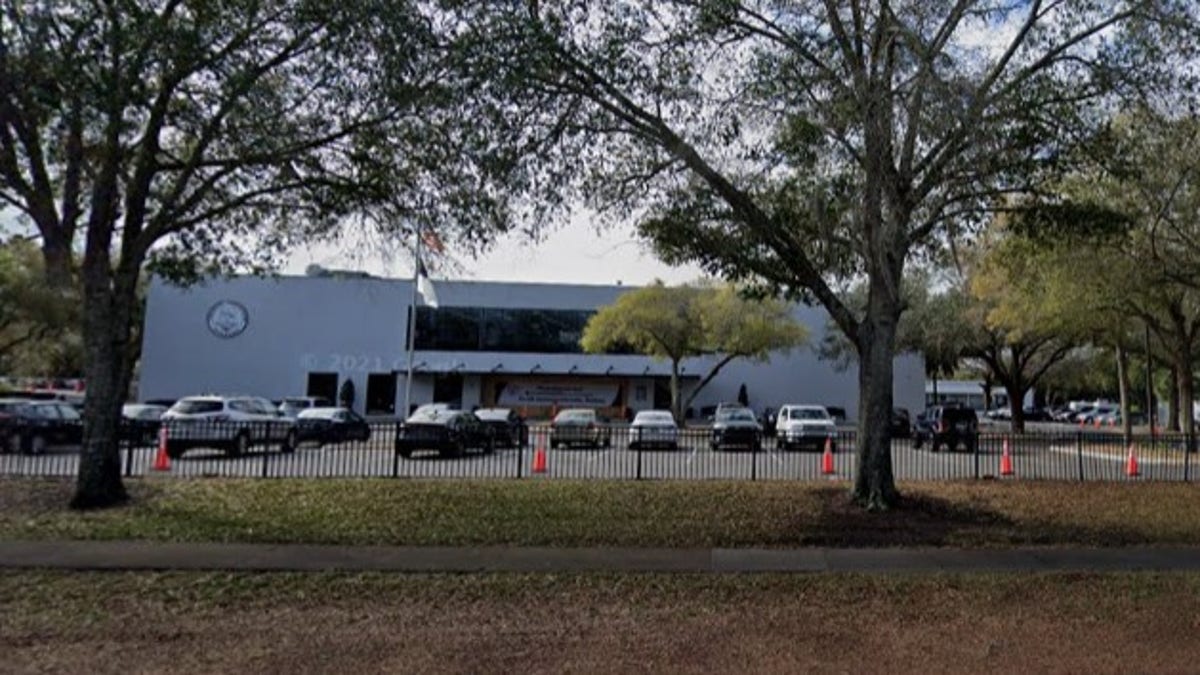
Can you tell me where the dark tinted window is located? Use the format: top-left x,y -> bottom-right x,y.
414,307 -> 635,354
171,400 -> 224,414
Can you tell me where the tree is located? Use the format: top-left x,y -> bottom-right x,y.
736,383 -> 749,408
0,1 -> 519,508
580,282 -> 807,421
454,1 -> 1189,508
0,236 -> 80,375
992,108 -> 1200,437
338,379 -> 356,412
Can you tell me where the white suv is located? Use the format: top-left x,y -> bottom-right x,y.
161,395 -> 297,458
776,404 -> 837,451
278,396 -> 334,419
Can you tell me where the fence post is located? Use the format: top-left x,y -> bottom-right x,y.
1186,429 -> 1194,483
260,428 -> 270,478
124,433 -> 135,478
513,426 -> 524,479
751,435 -> 758,482
1076,431 -> 1085,482
972,432 -> 980,480
635,426 -> 643,480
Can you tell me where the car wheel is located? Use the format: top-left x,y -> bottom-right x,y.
28,435 -> 47,455
7,433 -> 21,454
399,449 -> 413,459
282,429 -> 297,454
166,443 -> 184,459
444,440 -> 465,459
228,432 -> 249,457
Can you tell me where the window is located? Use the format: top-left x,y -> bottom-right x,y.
171,400 -> 224,414
307,373 -> 338,403
414,307 -> 636,354
366,373 -> 396,415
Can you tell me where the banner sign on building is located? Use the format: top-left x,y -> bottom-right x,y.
495,381 -> 620,407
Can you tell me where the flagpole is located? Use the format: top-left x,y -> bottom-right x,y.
402,223 -> 422,420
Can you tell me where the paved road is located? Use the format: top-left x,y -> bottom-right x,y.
5,539 -> 1200,574
3,430 -> 1193,481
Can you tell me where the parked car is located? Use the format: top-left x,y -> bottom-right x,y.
1022,407 -> 1053,422
394,408 -> 490,458
296,407 -> 371,446
121,403 -> 168,445
759,407 -> 778,438
474,407 -> 528,449
776,405 -> 836,451
549,408 -> 612,449
161,395 -> 297,458
278,396 -> 334,419
711,407 -> 762,452
0,399 -> 84,454
629,410 -> 679,450
890,407 -> 912,439
913,405 -> 978,453
1078,405 -> 1118,424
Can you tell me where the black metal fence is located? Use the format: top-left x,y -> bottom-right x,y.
1,422 -> 1196,482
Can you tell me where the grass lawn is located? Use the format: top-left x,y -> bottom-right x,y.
4,477 -> 1200,547
3,570 -> 1200,673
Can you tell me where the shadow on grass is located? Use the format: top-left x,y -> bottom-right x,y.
794,485 -> 1163,548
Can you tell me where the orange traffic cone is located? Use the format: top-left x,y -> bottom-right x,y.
152,426 -> 171,472
1126,443 -> 1140,477
1093,417 -> 1101,429
532,437 -> 547,474
821,437 -> 835,476
1000,438 -> 1014,476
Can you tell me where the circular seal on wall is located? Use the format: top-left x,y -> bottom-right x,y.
206,300 -> 249,339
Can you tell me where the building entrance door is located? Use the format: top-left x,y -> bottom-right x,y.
307,372 -> 338,403
366,373 -> 396,415
433,373 -> 464,408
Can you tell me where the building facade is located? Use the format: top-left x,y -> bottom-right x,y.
138,274 -> 926,420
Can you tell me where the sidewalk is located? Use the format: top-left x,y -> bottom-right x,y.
4,540 -> 1200,573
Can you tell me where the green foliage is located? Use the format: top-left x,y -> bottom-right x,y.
581,282 -> 807,418
0,237 -> 82,376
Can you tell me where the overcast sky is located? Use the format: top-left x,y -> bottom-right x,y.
284,215 -> 707,287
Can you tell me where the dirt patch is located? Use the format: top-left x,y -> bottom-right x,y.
3,572 -> 1200,674
798,487 -> 1017,546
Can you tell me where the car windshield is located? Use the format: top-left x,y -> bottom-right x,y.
475,409 -> 512,422
789,408 -> 829,420
299,407 -> 344,420
718,410 -> 756,422
555,410 -> 594,423
636,412 -> 674,424
169,400 -> 223,414
408,408 -> 453,423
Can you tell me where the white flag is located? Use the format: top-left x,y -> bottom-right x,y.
416,258 -> 439,308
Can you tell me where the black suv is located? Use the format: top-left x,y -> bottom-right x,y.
0,400 -> 84,454
913,405 -> 978,453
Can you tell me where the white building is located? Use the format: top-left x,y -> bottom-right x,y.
138,273 -> 926,420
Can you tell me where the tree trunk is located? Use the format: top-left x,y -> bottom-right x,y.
1116,345 -> 1132,445
669,359 -> 681,423
1169,366 -> 1180,431
1180,356 -> 1195,439
70,271 -> 135,509
852,310 -> 900,511
41,228 -> 74,288
931,376 -> 938,407
1006,382 -> 1026,433
982,378 -> 994,412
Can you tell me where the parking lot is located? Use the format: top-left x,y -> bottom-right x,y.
2,425 -> 1194,482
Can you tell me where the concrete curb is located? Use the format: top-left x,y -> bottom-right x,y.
4,541 -> 1200,574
